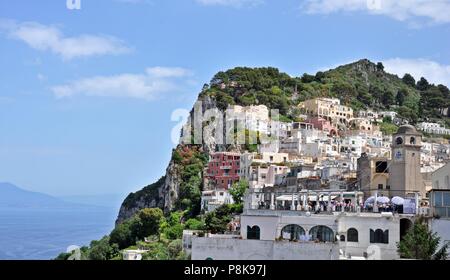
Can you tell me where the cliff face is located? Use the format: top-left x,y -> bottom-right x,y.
115,95 -> 218,224
116,157 -> 185,225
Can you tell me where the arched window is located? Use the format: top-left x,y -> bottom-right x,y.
347,228 -> 358,242
396,137 -> 403,145
309,226 -> 334,242
247,225 -> 260,240
370,229 -> 389,244
410,137 -> 416,145
340,235 -> 346,241
281,224 -> 306,241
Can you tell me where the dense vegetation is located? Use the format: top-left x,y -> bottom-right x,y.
172,145 -> 208,218
201,59 -> 450,126
397,217 -> 448,260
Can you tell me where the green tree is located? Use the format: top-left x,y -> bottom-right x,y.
141,242 -> 170,260
315,71 -> 325,82
396,89 -> 407,106
382,90 -> 395,107
185,218 -> 205,230
397,106 -> 418,123
167,239 -> 184,259
380,122 -> 398,135
229,179 -> 249,205
382,116 -> 392,123
160,211 -> 185,240
402,73 -> 416,88
376,62 -> 384,71
205,205 -> 233,234
88,236 -> 119,260
397,218 -> 448,260
109,218 -> 137,249
134,208 -> 164,239
301,73 -> 315,83
416,77 -> 430,91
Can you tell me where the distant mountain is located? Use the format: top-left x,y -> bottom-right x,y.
0,182 -> 101,209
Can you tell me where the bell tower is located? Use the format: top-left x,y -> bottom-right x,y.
389,125 -> 423,197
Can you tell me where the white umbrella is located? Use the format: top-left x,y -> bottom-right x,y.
376,196 -> 390,204
364,196 -> 375,205
276,195 -> 298,201
391,196 -> 404,205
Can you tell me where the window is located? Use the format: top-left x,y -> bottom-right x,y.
434,192 -> 442,207
378,184 -> 383,190
443,192 -> 450,207
370,229 -> 389,244
396,137 -> 403,145
347,228 -> 358,242
270,156 -> 274,162
281,225 -> 306,241
375,161 -> 388,173
309,226 -> 334,242
247,226 -> 260,240
386,185 -> 391,190
340,235 -> 346,241
410,137 -> 416,144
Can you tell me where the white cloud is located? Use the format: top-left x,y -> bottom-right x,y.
0,20 -> 130,60
50,67 -> 193,100
196,0 -> 263,8
301,0 -> 450,25
383,58 -> 450,87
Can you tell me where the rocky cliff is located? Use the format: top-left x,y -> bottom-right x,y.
115,95 -> 219,224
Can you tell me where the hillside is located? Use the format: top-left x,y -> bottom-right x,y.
201,59 -> 449,125
117,58 -> 450,223
59,59 -> 450,260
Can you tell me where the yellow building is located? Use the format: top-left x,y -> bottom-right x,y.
299,98 -> 353,126
357,153 -> 390,198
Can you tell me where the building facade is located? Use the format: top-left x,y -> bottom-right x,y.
388,125 -> 424,198
206,152 -> 241,189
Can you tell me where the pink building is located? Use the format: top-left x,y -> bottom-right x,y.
206,152 -> 241,189
306,117 -> 337,136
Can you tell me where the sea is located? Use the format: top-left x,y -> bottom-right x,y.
0,207 -> 117,260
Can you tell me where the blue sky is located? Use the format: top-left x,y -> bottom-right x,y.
0,0 -> 449,197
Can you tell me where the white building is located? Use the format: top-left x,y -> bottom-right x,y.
122,249 -> 148,260
417,122 -> 450,135
191,206 -> 411,260
201,189 -> 234,212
